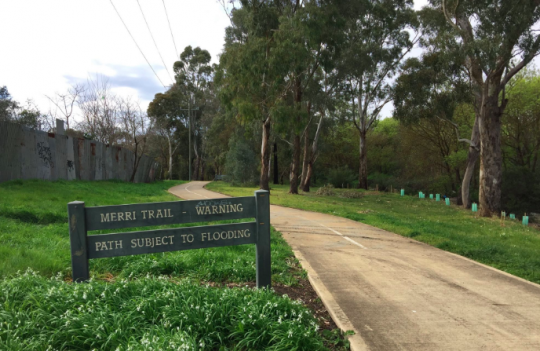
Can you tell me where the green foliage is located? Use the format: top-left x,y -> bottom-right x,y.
0,86 -> 18,122
0,86 -> 47,130
502,167 -> 540,215
321,329 -> 355,350
327,166 -> 356,188
225,136 -> 259,186
207,182 -> 540,284
0,271 -> 328,350
367,172 -> 396,191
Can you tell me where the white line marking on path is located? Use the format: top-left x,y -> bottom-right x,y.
184,184 -> 209,199
299,217 -> 368,250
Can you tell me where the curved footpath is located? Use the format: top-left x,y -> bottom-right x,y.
169,181 -> 540,351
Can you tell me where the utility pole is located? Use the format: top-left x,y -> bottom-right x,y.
176,103 -> 199,182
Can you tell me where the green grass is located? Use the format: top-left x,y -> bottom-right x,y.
207,182 -> 540,284
0,179 -> 186,277
0,179 -> 298,285
0,179 -> 347,350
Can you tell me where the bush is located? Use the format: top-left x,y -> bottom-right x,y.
367,172 -> 396,191
225,137 -> 259,186
502,167 -> 540,215
327,166 -> 356,188
315,184 -> 335,196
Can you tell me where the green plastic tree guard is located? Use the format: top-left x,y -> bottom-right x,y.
429,194 -> 434,199
445,198 -> 450,205
510,213 -> 516,219
436,194 -> 440,201
523,215 -> 529,226
401,189 -> 405,196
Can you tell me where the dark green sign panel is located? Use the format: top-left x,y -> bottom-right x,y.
68,191 -> 271,288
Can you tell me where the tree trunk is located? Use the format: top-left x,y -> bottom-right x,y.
461,116 -> 480,208
168,137 -> 173,180
260,118 -> 271,190
130,143 -> 139,183
301,110 -> 324,192
358,130 -> 368,189
455,166 -> 463,205
192,156 -> 200,181
289,134 -> 301,194
479,96 -> 503,217
300,130 -> 310,191
273,142 -> 278,185
302,161 -> 313,192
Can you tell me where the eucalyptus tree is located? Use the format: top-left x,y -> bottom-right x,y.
420,0 -> 540,216
299,69 -> 340,192
272,0 -> 349,194
216,0 -> 289,191
174,46 -> 214,180
0,87 -> 48,130
147,88 -> 188,180
394,52 -> 476,207
0,86 -> 19,122
337,0 -> 418,189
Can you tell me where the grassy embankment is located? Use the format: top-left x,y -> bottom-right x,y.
207,182 -> 540,285
0,180 -> 348,350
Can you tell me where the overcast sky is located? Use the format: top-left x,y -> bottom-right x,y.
1,0 -> 429,120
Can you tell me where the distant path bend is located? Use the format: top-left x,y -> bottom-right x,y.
169,181 -> 540,351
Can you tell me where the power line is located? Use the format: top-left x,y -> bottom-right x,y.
162,0 -> 179,59
109,0 -> 166,88
136,0 -> 174,84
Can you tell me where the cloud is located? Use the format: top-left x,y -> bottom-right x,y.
64,63 -> 168,102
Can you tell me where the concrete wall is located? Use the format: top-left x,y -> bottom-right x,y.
0,121 -> 159,184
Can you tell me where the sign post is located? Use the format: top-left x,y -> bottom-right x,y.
68,191 -> 272,288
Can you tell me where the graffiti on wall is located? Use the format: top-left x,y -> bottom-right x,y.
37,142 -> 54,168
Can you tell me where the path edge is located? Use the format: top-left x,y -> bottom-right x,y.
293,248 -> 368,351
171,182 -> 369,350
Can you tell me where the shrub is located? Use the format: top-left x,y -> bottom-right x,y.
502,167 -> 540,215
225,137 -> 259,186
315,184 -> 335,196
327,166 -> 356,188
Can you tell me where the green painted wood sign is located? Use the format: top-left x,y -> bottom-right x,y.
68,190 -> 271,288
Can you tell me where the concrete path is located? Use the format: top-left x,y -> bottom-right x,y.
169,182 -> 540,351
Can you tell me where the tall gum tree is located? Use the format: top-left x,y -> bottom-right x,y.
337,0 -> 418,189
216,1 -> 292,191
421,0 -> 540,216
147,88 -> 188,179
272,0 -> 349,194
394,53 -> 477,207
174,46 -> 214,181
